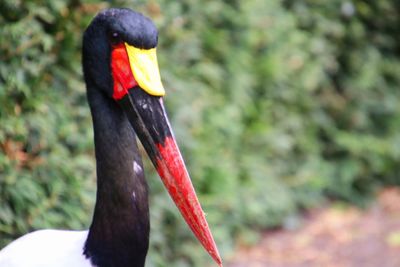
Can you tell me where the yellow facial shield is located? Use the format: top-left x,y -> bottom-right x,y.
125,43 -> 165,96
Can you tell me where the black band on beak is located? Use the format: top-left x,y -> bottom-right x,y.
118,87 -> 172,165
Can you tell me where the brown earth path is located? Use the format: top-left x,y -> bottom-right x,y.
228,187 -> 400,267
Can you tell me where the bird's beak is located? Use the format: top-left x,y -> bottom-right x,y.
111,43 -> 222,266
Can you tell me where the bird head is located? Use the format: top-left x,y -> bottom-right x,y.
83,8 -> 222,266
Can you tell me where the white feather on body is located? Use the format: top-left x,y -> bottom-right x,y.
0,230 -> 93,267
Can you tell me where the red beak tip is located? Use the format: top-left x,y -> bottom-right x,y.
216,258 -> 223,267
155,137 -> 223,266
210,249 -> 223,266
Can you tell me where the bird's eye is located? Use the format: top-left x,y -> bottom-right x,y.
109,32 -> 122,45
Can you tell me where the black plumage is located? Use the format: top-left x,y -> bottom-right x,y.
82,9 -> 158,267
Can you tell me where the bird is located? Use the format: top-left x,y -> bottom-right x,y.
0,8 -> 222,267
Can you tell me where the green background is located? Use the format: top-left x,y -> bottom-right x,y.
1,0 -> 399,266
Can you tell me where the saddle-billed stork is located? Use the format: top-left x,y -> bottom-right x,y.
0,8 -> 222,267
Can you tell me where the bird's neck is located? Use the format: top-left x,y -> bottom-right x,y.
84,87 -> 149,267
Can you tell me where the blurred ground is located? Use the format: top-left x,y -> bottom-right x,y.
228,187 -> 400,267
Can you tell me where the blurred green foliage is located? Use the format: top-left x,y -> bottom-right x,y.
1,0 -> 400,266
